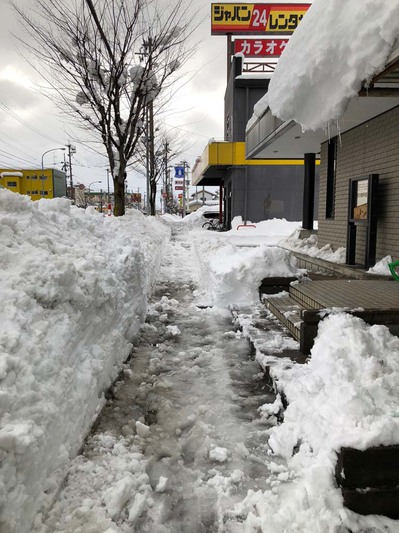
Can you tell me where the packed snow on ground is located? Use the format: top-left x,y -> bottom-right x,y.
34,220 -> 279,533
3,194 -> 399,533
175,204 -> 221,230
224,216 -> 302,246
0,190 -> 169,533
235,311 -> 399,532
248,0 -> 399,132
279,228 -> 346,263
192,231 -> 305,307
368,254 -> 393,275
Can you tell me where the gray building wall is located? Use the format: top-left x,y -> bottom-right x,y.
223,57 -> 319,224
52,169 -> 67,198
225,57 -> 269,142
224,164 -> 314,223
318,105 -> 399,263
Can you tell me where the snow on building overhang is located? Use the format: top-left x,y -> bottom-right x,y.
246,0 -> 399,159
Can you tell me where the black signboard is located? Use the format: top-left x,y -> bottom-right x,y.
346,174 -> 379,269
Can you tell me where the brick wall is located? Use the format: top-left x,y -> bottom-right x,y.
318,105 -> 399,263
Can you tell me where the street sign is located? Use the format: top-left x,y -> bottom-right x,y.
175,179 -> 184,186
175,186 -> 184,190
234,38 -> 289,57
211,3 -> 310,35
175,166 -> 185,178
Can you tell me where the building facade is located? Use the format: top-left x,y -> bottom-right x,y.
0,168 -> 67,199
246,18 -> 399,268
192,57 -> 314,227
317,105 -> 399,264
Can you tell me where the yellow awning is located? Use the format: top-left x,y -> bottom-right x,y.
192,141 -> 309,186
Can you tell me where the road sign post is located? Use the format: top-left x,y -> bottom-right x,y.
175,165 -> 186,217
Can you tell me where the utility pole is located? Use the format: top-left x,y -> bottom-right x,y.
106,168 -> 110,203
182,162 -> 186,218
66,143 -> 76,195
181,160 -> 189,218
142,36 -> 154,215
164,140 -> 169,214
149,98 -> 155,215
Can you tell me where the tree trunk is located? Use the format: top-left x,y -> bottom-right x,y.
114,178 -> 125,216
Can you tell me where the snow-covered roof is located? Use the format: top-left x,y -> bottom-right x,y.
235,73 -> 273,81
0,171 -> 23,178
255,0 -> 399,132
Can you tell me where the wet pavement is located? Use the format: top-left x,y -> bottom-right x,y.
40,226 -> 282,533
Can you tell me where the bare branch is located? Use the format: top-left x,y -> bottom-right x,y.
13,0 -> 197,215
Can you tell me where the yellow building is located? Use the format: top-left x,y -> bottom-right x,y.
0,168 -> 67,200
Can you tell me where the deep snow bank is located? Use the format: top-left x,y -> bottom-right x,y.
0,191 -> 169,533
250,0 -> 399,132
271,313 -> 399,458
239,313 -> 399,532
193,229 -> 305,306
279,229 -> 346,263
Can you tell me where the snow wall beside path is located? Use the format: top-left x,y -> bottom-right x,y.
192,231 -> 304,307
0,191 -> 170,533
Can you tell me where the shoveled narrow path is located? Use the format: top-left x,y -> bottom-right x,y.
39,225 -> 280,533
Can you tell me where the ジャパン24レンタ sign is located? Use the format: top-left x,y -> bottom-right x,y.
211,3 -> 310,35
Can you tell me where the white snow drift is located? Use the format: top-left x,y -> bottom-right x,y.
0,190 -> 169,533
249,0 -> 399,132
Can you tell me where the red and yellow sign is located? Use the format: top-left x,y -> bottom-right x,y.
234,38 -> 289,57
211,3 -> 310,35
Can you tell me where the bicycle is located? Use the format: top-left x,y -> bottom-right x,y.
202,219 -> 225,231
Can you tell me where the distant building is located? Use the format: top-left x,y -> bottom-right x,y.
0,168 -> 67,200
192,57 -> 317,227
189,189 -> 219,212
246,8 -> 399,268
190,189 -> 216,203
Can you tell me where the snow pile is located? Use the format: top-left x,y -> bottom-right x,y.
181,205 -> 221,228
368,255 -> 393,275
223,216 -> 302,246
250,0 -> 399,132
229,216 -> 300,236
39,433 -> 152,532
193,240 -> 304,306
161,213 -> 181,223
238,313 -> 399,532
271,313 -> 399,456
279,228 -> 346,263
0,190 -> 169,533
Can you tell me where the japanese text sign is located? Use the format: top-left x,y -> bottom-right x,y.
234,38 -> 288,57
353,179 -> 369,220
211,3 -> 310,35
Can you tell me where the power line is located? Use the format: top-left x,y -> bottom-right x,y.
0,148 -> 38,166
0,87 -> 65,139
0,136 -> 38,163
163,121 -> 211,139
0,101 -> 62,144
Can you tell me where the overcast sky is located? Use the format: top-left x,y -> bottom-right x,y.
0,0 -> 228,195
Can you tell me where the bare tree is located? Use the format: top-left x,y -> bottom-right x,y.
13,0 -> 197,215
132,121 -> 187,214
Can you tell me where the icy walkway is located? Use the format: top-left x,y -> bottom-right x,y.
37,225 -> 279,532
